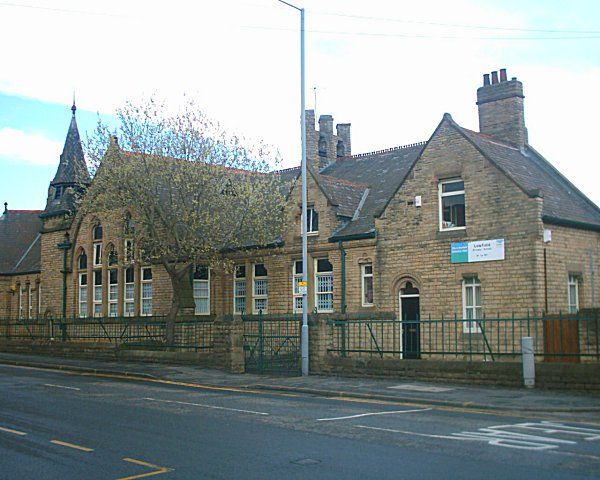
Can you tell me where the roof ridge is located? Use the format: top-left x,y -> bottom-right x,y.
274,166 -> 301,174
348,141 -> 427,159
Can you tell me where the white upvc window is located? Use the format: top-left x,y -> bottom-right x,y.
568,275 -> 579,314
93,243 -> 102,267
124,267 -> 135,317
78,273 -> 88,318
193,266 -> 210,315
37,284 -> 42,317
462,276 -> 482,333
233,265 -> 246,315
18,285 -> 23,319
108,269 -> 118,317
315,258 -> 334,313
253,263 -> 268,314
293,260 -> 304,313
93,270 -> 103,317
361,264 -> 374,307
304,207 -> 319,235
27,284 -> 33,319
124,239 -> 134,263
141,267 -> 153,316
439,178 -> 466,231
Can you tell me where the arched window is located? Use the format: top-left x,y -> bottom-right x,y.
124,213 -> 134,235
336,140 -> 345,157
107,244 -> 118,266
78,251 -> 87,270
92,223 -> 103,241
318,137 -> 327,157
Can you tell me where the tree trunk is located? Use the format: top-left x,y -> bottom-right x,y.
165,263 -> 194,346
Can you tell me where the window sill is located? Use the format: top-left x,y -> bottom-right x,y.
361,303 -> 374,308
435,228 -> 467,240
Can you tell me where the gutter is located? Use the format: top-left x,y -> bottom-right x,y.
542,215 -> 600,233
338,240 -> 346,314
329,230 -> 376,243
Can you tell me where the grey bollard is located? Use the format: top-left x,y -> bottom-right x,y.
522,336 -> 535,388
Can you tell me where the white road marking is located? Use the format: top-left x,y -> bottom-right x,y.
50,440 -> 94,452
142,397 -> 269,416
388,384 -> 454,393
356,421 -> 600,451
0,426 -> 27,436
44,383 -> 81,391
317,408 -> 431,422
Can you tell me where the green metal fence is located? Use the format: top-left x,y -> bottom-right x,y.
328,313 -> 600,362
0,316 -> 214,351
242,314 -> 301,375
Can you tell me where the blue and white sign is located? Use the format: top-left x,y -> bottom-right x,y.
451,239 -> 505,263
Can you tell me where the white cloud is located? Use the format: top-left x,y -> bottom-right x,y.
0,128 -> 62,166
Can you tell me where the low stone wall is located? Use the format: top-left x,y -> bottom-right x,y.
536,363 -> 600,392
314,355 -> 523,387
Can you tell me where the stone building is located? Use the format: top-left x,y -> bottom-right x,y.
1,69 -> 599,337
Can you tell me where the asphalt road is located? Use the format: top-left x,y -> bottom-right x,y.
1,364 -> 599,479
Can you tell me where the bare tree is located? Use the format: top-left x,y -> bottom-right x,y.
82,98 -> 288,342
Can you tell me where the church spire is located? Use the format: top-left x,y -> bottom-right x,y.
42,102 -> 91,218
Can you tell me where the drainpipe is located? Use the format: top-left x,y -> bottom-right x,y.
57,232 -> 72,339
339,240 -> 346,313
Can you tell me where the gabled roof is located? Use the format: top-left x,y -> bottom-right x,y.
0,210 -> 42,275
450,118 -> 600,231
319,143 -> 426,240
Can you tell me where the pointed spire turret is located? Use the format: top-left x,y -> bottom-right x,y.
42,102 -> 91,218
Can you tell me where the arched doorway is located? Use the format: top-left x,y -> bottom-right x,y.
399,281 -> 420,359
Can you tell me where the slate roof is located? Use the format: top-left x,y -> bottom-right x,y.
43,106 -> 90,218
0,210 -> 42,275
318,143 -> 426,239
453,119 -> 600,230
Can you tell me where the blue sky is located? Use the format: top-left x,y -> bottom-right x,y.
1,0 -> 599,209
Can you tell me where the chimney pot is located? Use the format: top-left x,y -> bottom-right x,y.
511,77 -> 517,81
491,71 -> 499,84
500,68 -> 507,82
483,74 -> 490,86
3,202 -> 7,214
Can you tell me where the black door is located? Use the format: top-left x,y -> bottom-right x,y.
401,296 -> 421,359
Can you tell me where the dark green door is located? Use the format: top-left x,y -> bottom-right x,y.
401,296 -> 421,359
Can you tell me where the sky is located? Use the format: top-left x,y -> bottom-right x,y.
0,0 -> 599,210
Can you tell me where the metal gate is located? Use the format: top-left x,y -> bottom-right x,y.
242,314 -> 301,375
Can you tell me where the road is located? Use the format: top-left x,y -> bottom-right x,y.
0,364 -> 599,479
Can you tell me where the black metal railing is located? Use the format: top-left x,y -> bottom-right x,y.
0,316 -> 214,351
327,312 -> 600,362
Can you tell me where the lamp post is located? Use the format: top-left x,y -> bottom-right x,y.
277,0 -> 309,376
57,232 -> 72,340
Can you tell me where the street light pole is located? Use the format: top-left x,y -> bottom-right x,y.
277,0 -> 309,375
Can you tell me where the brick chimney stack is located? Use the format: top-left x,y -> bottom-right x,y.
476,68 -> 528,148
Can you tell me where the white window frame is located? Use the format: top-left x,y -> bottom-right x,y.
438,178 -> 466,231
568,275 -> 579,314
361,264 -> 374,307
233,265 -> 246,315
315,258 -> 334,313
124,267 -> 135,317
27,283 -> 33,319
303,207 -> 318,235
141,267 -> 153,316
108,268 -> 118,317
462,276 -> 482,333
37,283 -> 42,317
18,285 -> 23,319
93,242 -> 102,267
93,270 -> 103,317
252,263 -> 268,314
193,266 -> 211,316
78,273 -> 88,318
293,260 -> 304,313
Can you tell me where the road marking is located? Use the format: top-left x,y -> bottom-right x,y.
142,397 -> 269,416
118,457 -> 172,480
44,383 -> 81,391
317,407 -> 431,422
356,421 -> 599,451
388,384 -> 454,393
0,426 -> 27,436
50,440 -> 94,452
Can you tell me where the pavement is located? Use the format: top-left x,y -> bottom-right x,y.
0,352 -> 599,413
